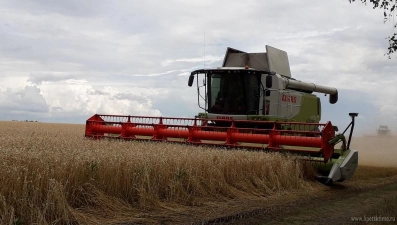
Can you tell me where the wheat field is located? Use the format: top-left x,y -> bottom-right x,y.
0,121 -> 318,224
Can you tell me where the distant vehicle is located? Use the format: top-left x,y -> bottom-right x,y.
377,125 -> 391,136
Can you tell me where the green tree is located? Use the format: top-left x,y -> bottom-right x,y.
349,0 -> 396,57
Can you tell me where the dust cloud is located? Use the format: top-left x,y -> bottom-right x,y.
350,135 -> 397,167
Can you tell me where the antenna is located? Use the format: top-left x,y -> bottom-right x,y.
203,32 -> 206,69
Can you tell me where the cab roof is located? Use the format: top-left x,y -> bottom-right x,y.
190,67 -> 274,75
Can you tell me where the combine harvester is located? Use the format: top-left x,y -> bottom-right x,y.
377,125 -> 391,136
85,45 -> 358,184
364,125 -> 392,138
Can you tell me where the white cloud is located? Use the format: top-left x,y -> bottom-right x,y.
39,79 -> 162,117
161,55 -> 223,66
178,72 -> 190,76
128,70 -> 178,77
278,27 -> 351,40
0,85 -> 48,113
65,79 -> 89,85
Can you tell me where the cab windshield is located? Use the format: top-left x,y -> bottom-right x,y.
207,72 -> 260,115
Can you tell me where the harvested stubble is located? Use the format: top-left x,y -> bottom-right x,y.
0,121 -> 316,224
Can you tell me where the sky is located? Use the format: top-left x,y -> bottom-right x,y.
0,0 -> 396,135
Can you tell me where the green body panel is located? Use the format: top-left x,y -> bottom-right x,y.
316,148 -> 350,174
197,112 -> 208,118
290,93 -> 321,123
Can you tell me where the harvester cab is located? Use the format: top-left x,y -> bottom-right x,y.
188,45 -> 338,125
85,45 -> 359,185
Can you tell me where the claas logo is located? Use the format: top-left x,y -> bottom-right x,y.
281,94 -> 297,103
216,116 -> 233,120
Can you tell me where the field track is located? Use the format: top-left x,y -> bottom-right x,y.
197,136 -> 397,224
192,167 -> 397,224
0,121 -> 396,224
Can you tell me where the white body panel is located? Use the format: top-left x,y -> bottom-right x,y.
262,74 -> 303,119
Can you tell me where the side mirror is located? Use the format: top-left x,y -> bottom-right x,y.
188,73 -> 195,87
266,75 -> 272,88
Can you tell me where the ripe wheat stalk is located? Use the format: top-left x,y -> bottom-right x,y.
0,121 -> 316,224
